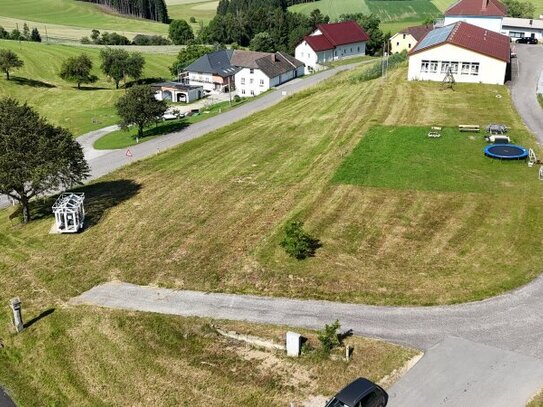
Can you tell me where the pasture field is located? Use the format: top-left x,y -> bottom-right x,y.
1,63 -> 542,309
0,40 -> 175,135
0,308 -> 415,405
166,0 -> 218,27
0,0 -> 168,39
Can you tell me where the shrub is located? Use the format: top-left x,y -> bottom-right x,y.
80,36 -> 91,44
233,94 -> 241,103
280,220 -> 321,260
189,16 -> 196,23
317,320 -> 341,355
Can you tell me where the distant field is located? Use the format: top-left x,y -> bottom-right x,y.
289,0 -> 441,34
0,40 -> 175,135
0,0 -> 168,41
166,0 -> 218,26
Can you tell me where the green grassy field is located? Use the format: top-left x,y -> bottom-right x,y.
1,64 -> 542,308
0,0 -> 168,40
0,40 -> 175,135
167,0 -> 218,28
0,307 -> 415,405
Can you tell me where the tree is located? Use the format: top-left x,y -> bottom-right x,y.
504,0 -> 536,17
59,54 -> 98,89
170,44 -> 213,75
10,29 -> 21,41
22,23 -> 30,41
250,31 -> 275,52
0,49 -> 24,80
0,27 -> 9,40
90,29 -> 101,43
99,48 -> 145,89
30,27 -> 42,42
0,98 -> 89,223
280,220 -> 321,259
169,19 -> 195,45
317,320 -> 341,355
115,85 -> 167,142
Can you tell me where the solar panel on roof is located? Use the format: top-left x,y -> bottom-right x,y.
414,24 -> 455,52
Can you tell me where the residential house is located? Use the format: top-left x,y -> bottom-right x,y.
390,24 -> 433,54
408,21 -> 511,85
181,49 -> 240,93
295,21 -> 369,73
501,17 -> 543,40
443,0 -> 507,32
233,51 -> 304,97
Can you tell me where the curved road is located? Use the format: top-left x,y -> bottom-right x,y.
511,44 -> 543,144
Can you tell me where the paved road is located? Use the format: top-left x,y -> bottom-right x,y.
72,280 -> 543,405
0,388 -> 16,407
510,44 -> 543,144
0,62 -> 363,210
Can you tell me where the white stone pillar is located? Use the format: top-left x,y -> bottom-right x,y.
9,297 -> 23,333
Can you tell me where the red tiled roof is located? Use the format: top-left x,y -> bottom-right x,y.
445,0 -> 507,17
402,24 -> 434,41
410,21 -> 510,62
304,34 -> 334,52
318,21 -> 370,46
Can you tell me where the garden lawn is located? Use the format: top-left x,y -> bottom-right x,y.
0,307 -> 415,405
0,40 -> 175,135
0,0 -> 168,37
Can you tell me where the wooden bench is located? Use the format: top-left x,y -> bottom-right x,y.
459,125 -> 480,132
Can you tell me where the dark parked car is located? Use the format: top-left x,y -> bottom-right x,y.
325,378 -> 388,407
515,37 -> 538,44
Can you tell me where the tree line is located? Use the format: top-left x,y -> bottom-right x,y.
80,0 -> 169,23
0,24 -> 41,43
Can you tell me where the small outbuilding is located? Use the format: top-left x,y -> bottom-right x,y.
152,82 -> 204,103
52,192 -> 85,233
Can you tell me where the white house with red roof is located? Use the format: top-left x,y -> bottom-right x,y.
295,21 -> 369,74
407,21 -> 511,85
444,0 -> 507,32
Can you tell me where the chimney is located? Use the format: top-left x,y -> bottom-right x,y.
481,0 -> 487,10
271,53 -> 277,62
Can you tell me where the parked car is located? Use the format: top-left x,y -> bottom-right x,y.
515,37 -> 538,44
325,378 -> 388,407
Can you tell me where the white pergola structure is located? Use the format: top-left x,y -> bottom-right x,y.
52,193 -> 85,233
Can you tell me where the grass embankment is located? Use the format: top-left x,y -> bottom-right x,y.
1,64 -> 542,309
94,99 -> 248,150
0,0 -> 168,41
0,307 -> 415,405
0,40 -> 175,135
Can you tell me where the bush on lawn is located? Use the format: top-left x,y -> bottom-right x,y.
318,320 -> 341,355
280,220 -> 321,260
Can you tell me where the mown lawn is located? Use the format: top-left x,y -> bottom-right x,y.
0,40 -> 175,135
0,307 -> 415,405
0,0 -> 168,36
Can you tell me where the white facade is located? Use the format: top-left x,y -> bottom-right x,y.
295,40 -> 320,73
187,71 -> 215,91
235,65 -> 304,97
501,17 -> 543,40
444,15 -> 503,32
408,43 -> 507,85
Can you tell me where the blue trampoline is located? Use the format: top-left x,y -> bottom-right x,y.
484,144 -> 529,160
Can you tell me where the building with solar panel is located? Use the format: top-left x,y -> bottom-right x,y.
407,21 -> 511,85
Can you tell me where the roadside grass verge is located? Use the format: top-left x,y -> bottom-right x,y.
0,307 -> 415,405
324,55 -> 376,68
94,99 -> 248,149
0,40 -> 175,135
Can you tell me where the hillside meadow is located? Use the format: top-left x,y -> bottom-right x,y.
0,40 -> 175,135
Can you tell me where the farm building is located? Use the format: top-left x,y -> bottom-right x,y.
443,0 -> 507,32
501,17 -> 543,40
295,21 -> 369,73
390,24 -> 433,54
407,22 -> 511,85
233,51 -> 304,97
152,82 -> 204,103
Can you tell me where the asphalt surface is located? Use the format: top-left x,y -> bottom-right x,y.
0,388 -> 16,407
73,280 -> 543,405
510,44 -> 543,144
0,62 -> 364,211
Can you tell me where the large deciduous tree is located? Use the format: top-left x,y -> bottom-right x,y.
115,85 -> 167,142
169,19 -> 195,45
504,0 -> 536,18
0,98 -> 89,223
0,49 -> 24,80
59,54 -> 98,89
99,48 -> 145,89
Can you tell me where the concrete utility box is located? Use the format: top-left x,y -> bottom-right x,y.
286,331 -> 302,357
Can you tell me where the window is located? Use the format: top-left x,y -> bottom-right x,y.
259,79 -> 264,87
350,47 -> 353,52
397,41 -> 400,46
510,31 -> 525,38
241,78 -> 245,85
250,90 -> 254,95
441,61 -> 450,74
403,34 -> 406,39
241,89 -> 245,95
461,62 -> 470,74
421,60 -> 429,73
357,46 -> 360,51
470,62 -> 480,75
429,60 -> 438,73
250,78 -> 254,84
450,62 -> 459,74
408,43 -> 411,48
249,68 -> 254,74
